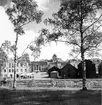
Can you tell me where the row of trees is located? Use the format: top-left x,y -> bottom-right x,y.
35,0 -> 102,90
1,0 -> 102,90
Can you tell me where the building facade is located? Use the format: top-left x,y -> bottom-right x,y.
31,61 -> 48,72
31,54 -> 66,72
1,59 -> 31,78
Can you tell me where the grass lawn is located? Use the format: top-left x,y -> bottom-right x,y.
0,88 -> 101,105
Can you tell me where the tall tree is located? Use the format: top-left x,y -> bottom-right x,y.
6,0 -> 43,89
35,0 -> 102,90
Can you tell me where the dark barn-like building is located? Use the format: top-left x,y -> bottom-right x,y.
78,60 -> 96,78
60,63 -> 78,79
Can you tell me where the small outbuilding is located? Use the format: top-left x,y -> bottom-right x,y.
48,66 -> 61,78
78,60 -> 96,78
60,63 -> 78,79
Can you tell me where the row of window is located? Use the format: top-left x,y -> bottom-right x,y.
4,69 -> 27,73
9,74 -> 20,78
7,63 -> 28,68
33,65 -> 45,71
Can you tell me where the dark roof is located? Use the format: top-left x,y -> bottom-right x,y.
61,63 -> 77,71
48,66 -> 60,72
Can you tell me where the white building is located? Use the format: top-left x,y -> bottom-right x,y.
1,59 -> 31,79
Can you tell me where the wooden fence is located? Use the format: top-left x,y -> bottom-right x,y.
15,79 -> 102,90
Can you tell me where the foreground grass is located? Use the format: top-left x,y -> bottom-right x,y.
0,88 -> 101,105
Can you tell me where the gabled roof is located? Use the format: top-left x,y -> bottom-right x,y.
48,66 -> 60,72
61,63 -> 77,71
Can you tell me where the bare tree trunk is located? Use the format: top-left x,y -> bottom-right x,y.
80,0 -> 87,90
13,33 -> 18,89
80,24 -> 87,90
80,19 -> 87,90
13,58 -> 16,89
81,51 -> 87,90
0,64 -> 2,80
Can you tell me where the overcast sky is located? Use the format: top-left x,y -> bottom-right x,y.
0,0 -> 74,61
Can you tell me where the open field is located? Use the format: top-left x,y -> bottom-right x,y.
0,88 -> 101,105
0,76 -> 101,105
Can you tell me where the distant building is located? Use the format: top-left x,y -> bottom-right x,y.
0,48 -> 7,78
1,59 -> 31,78
47,54 -> 66,69
31,61 -> 48,72
31,54 -> 67,72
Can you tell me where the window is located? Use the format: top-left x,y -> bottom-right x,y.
16,74 -> 19,78
12,69 -> 14,72
20,63 -> 23,67
21,69 -> 23,72
10,74 -> 12,78
4,69 -> 6,72
16,69 -> 18,72
12,63 -> 14,68
37,65 -> 38,70
9,63 -> 11,68
9,69 -> 11,72
25,69 -> 27,72
4,63 -> 6,67
24,63 -> 27,66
